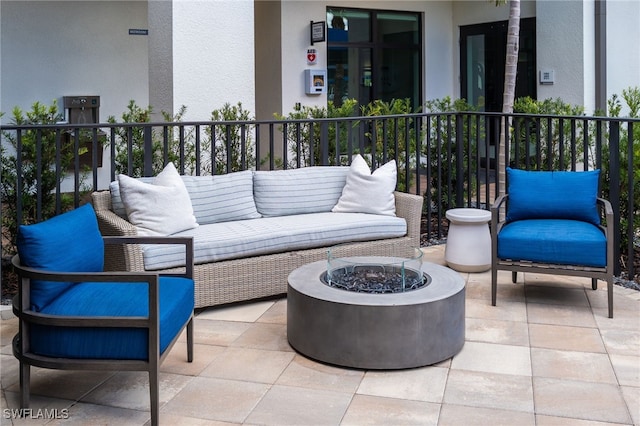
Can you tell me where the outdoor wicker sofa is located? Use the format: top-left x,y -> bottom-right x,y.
91,159 -> 424,309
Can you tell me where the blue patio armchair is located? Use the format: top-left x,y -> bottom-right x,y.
491,168 -> 614,318
11,204 -> 195,426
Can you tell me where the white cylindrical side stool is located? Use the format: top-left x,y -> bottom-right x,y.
445,208 -> 492,272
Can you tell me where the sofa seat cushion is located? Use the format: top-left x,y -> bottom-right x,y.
498,219 -> 606,267
30,277 -> 194,360
141,212 -> 408,270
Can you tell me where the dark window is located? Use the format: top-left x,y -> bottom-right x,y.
327,8 -> 422,111
460,18 -> 537,111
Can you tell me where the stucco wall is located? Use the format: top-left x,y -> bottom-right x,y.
0,1 -> 148,124
172,0 -> 255,121
536,0 -> 590,110
274,1 -> 455,117
606,0 -> 640,115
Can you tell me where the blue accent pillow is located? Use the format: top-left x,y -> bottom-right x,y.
506,168 -> 601,224
17,204 -> 104,311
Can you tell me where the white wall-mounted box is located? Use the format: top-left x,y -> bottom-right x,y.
539,69 -> 555,84
304,69 -> 327,95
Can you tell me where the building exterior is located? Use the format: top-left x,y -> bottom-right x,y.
1,0 -> 638,130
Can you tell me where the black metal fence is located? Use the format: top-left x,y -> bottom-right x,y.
1,112 -> 638,280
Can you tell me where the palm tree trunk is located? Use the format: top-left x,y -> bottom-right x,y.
497,0 -> 520,197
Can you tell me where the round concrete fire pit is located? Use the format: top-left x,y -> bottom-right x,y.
287,257 -> 465,370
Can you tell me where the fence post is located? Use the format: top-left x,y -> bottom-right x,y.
143,125 -> 153,176
455,113 -> 464,207
608,120 -> 621,276
320,121 -> 329,166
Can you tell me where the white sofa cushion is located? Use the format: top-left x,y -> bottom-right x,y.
253,166 -> 349,216
332,154 -> 397,216
110,177 -> 153,218
110,170 -> 260,224
181,171 -> 260,224
118,162 -> 199,236
141,212 -> 407,270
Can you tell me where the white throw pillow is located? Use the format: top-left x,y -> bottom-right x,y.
118,162 -> 198,236
332,154 -> 397,216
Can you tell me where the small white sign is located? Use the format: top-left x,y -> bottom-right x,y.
540,69 -> 555,84
307,48 -> 317,65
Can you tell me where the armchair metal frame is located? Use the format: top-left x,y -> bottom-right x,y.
491,195 -> 615,318
11,236 -> 194,426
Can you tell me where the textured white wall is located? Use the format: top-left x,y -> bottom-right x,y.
536,1 -> 589,110
0,1 -> 148,190
607,0 -> 640,115
172,0 -> 255,121
278,1 -> 455,115
0,1 -> 148,123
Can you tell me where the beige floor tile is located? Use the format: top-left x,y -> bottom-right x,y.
600,328 -> 640,356
527,302 -> 597,327
5,368 -> 114,403
157,413 -> 235,425
276,354 -> 364,393
464,279 -> 492,300
533,377 -> 631,424
466,297 -> 528,322
0,343 -> 12,356
201,346 -> 294,384
256,298 -> 288,324
244,384 -> 351,425
82,371 -> 193,411
525,285 -> 590,307
620,385 -> 640,426
342,394 -> 440,426
531,348 -> 617,384
3,390 -> 85,424
525,273 -> 592,287
465,317 -> 530,346
450,341 -> 532,376
44,401 -> 150,426
421,245 -> 446,265
585,286 -> 619,307
535,414 -> 626,426
443,369 -> 534,413
196,300 -> 275,322
162,376 -> 269,423
230,322 -> 293,352
160,343 -> 224,376
0,318 -> 18,347
356,365 -> 448,403
609,354 -> 640,387
192,318 -> 252,347
1,354 -> 19,390
593,305 -> 640,331
529,323 -> 606,353
439,403 -> 535,426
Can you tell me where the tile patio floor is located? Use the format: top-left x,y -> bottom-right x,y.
1,245 -> 639,425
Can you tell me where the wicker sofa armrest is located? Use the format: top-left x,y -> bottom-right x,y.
91,191 -> 144,271
394,191 -> 424,248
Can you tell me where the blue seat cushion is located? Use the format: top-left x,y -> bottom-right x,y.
498,219 -> 606,267
29,276 -> 194,360
506,168 -> 601,225
17,204 -> 104,311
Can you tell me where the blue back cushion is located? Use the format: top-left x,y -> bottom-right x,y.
506,168 -> 601,224
17,204 -> 104,311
